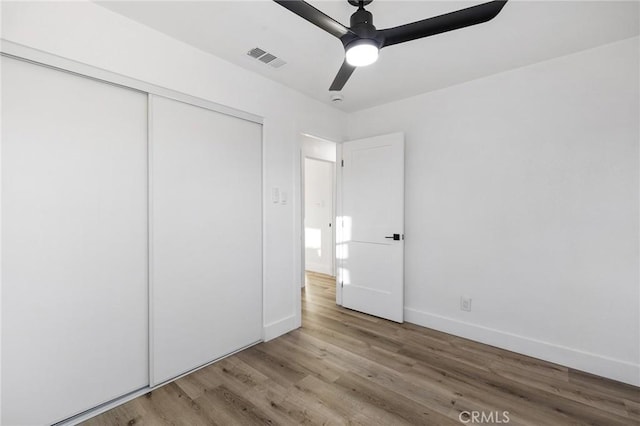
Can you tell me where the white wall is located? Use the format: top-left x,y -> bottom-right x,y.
348,37 -> 640,385
0,1 -> 347,343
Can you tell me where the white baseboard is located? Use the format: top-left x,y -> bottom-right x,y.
264,314 -> 297,341
404,307 -> 640,387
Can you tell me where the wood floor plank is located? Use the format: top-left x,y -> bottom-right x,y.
235,346 -> 308,388
569,369 -> 640,403
260,335 -> 344,383
293,374 -> 409,426
194,384 -> 274,426
138,383 -> 219,426
332,370 -> 461,425
410,356 -> 634,426
241,379 -> 338,425
623,398 -> 640,420
84,271 -> 640,425
488,360 -> 631,418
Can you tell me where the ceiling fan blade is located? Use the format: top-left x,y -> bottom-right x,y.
380,0 -> 507,47
273,1 -> 353,39
329,60 -> 356,91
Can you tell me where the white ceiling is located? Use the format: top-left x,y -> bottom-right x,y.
97,1 -> 639,112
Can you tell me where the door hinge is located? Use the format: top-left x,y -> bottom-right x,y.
341,281 -> 343,288
341,159 -> 344,167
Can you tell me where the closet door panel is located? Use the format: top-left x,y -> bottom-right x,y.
1,57 -> 149,425
150,95 -> 262,385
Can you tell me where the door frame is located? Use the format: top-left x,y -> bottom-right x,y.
296,134 -> 338,315
302,157 -> 336,279
336,142 -> 344,305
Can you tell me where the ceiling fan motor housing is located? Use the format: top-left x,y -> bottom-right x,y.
350,8 -> 373,28
344,8 -> 383,49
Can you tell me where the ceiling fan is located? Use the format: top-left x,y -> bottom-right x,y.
273,0 -> 508,91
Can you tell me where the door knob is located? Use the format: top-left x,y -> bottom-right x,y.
385,234 -> 401,241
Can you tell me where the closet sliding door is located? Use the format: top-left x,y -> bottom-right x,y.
150,95 -> 262,385
1,57 -> 149,425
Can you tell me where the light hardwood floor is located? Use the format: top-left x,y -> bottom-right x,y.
84,271 -> 639,425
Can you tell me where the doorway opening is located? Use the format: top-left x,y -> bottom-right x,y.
300,135 -> 337,291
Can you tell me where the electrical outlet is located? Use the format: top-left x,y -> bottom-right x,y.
460,297 -> 472,312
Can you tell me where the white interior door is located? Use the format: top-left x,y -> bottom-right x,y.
338,133 -> 404,322
150,95 -> 262,386
304,158 -> 335,276
1,57 -> 149,425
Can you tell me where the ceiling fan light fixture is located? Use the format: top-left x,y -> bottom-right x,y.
345,40 -> 379,67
